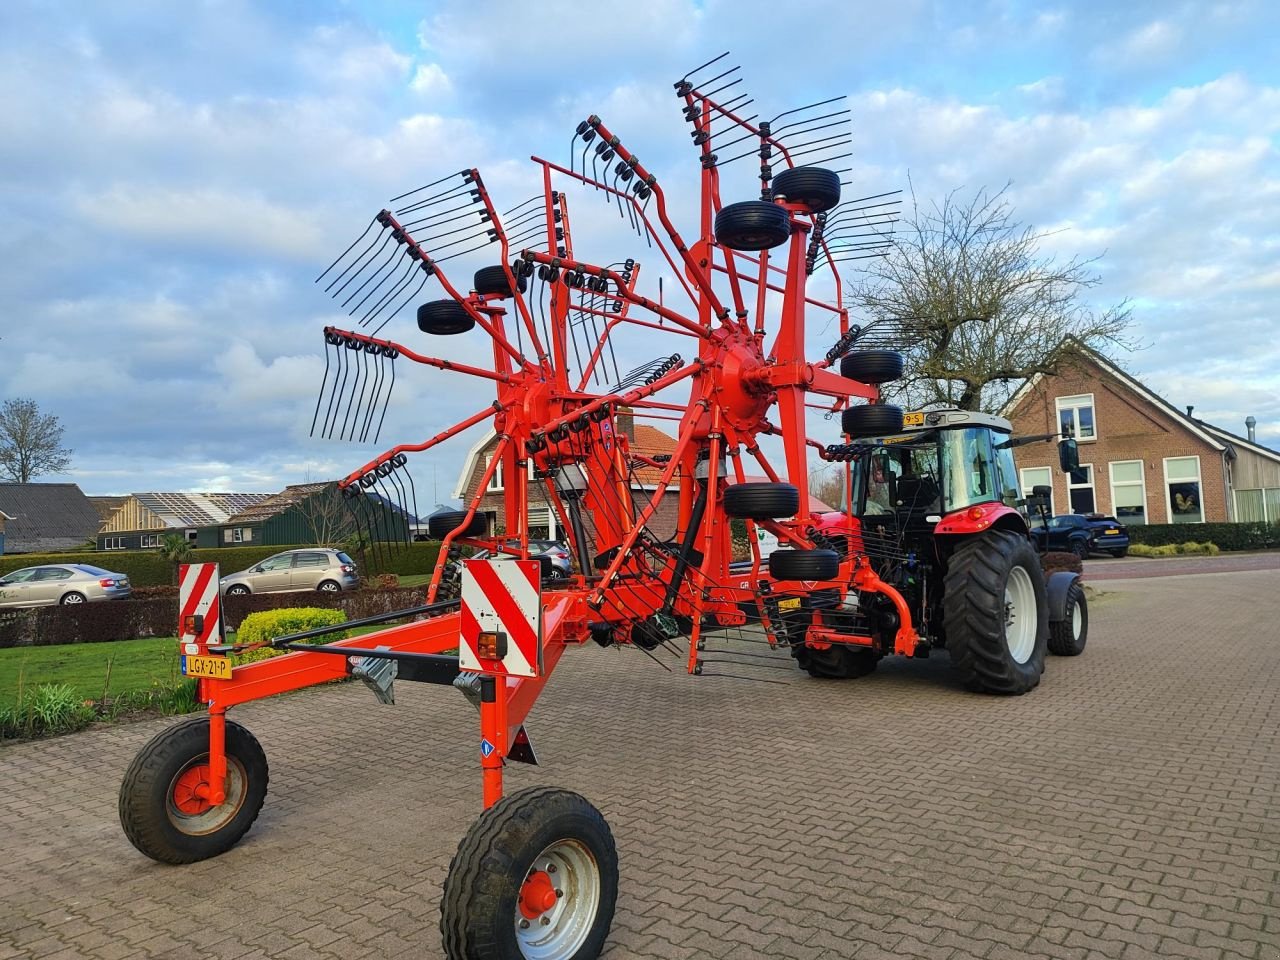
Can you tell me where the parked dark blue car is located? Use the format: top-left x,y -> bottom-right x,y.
1030,513 -> 1130,558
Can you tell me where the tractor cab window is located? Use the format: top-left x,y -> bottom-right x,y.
854,439 -> 941,516
939,427 -> 1001,513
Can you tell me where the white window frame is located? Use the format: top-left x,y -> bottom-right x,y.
1163,456 -> 1204,524
1020,467 -> 1055,515
1108,460 -> 1147,525
1055,393 -> 1097,443
485,452 -> 504,492
1067,463 -> 1096,515
103,536 -> 123,550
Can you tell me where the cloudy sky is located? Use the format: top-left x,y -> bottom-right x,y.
1,0 -> 1277,501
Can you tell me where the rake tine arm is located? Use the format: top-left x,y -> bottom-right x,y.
323,326 -> 514,384
338,404 -> 502,490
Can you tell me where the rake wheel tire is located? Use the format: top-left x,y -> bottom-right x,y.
794,644 -> 879,679
474,265 -> 524,298
839,349 -> 905,385
714,200 -> 791,251
768,549 -> 840,581
119,716 -> 268,865
723,482 -> 799,519
418,300 -> 476,335
841,403 -> 904,438
428,510 -> 489,540
770,166 -> 842,213
943,531 -> 1048,695
1048,578 -> 1088,657
440,786 -> 618,960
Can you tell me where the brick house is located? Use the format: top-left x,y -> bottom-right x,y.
1002,339 -> 1280,524
451,412 -> 682,542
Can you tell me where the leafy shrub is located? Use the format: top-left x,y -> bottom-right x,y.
1041,551 -> 1083,577
1128,541 -> 1219,558
1128,521 -> 1279,551
234,608 -> 348,664
0,683 -> 96,739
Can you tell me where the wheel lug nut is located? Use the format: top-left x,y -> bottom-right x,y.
547,864 -> 557,873
519,919 -> 530,929
540,916 -> 551,926
555,888 -> 563,897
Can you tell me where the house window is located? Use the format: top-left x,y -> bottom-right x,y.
1067,464 -> 1095,514
102,537 -> 123,550
485,453 -> 504,492
1109,460 -> 1147,526
1020,467 -> 1055,515
1164,457 -> 1203,523
1056,394 -> 1096,442
141,534 -> 162,548
1235,487 -> 1280,523
229,527 -> 253,543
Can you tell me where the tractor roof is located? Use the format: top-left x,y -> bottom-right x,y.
899,408 -> 1014,434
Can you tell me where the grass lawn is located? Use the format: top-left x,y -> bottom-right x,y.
397,573 -> 432,588
1,636 -> 183,708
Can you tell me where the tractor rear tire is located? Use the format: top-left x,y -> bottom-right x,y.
768,549 -> 840,581
839,349 -> 904,385
474,265 -> 523,298
418,300 -> 475,335
440,787 -> 618,960
841,403 -> 904,438
793,643 -> 879,679
943,530 -> 1048,694
428,510 -> 489,540
1048,579 -> 1088,656
714,201 -> 791,251
722,482 -> 799,519
770,166 -> 842,213
119,716 -> 268,864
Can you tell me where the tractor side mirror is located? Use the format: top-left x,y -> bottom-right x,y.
1031,484 -> 1052,502
1058,438 -> 1079,473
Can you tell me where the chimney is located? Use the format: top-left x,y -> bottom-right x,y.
1246,416 -> 1257,443
616,406 -> 635,440
1185,405 -> 1194,418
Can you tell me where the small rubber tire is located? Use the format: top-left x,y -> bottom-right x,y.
722,482 -> 799,519
60,592 -> 86,605
440,786 -> 618,960
225,584 -> 250,597
841,404 -> 905,437
428,510 -> 489,540
317,580 -> 341,594
119,716 -> 268,864
839,349 -> 904,385
418,300 -> 475,335
768,549 -> 840,581
1048,579 -> 1088,656
474,265 -> 524,298
943,530 -> 1048,695
771,166 -> 842,213
794,644 -> 879,679
714,200 -> 791,251
1110,548 -> 1128,559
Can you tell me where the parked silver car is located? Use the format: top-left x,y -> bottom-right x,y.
0,564 -> 132,608
220,549 -> 358,596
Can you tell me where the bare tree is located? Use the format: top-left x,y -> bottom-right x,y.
295,482 -> 358,547
846,183 -> 1133,412
809,465 -> 846,512
0,398 -> 73,482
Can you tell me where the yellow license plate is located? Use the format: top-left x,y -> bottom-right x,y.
182,654 -> 232,680
1106,528 -> 1119,535
778,597 -> 802,611
903,411 -> 925,426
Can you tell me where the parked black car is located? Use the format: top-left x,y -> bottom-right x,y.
1031,513 -> 1130,558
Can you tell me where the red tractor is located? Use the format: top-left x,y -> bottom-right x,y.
770,405 -> 1088,692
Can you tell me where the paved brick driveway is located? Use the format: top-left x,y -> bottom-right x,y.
2,570 -> 1278,960
1085,551 -> 1280,581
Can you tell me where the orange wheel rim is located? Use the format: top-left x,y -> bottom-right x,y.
172,764 -> 214,815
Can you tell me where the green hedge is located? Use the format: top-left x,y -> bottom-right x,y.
1128,521 -> 1280,551
0,542 -> 443,587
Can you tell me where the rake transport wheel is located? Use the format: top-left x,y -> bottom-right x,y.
429,510 -> 490,539
839,349 -> 904,385
768,549 -> 840,581
714,200 -> 791,251
441,787 -> 618,960
943,531 -> 1048,694
418,299 -> 476,335
722,482 -> 800,519
793,643 -> 879,679
770,166 -> 842,213
841,403 -> 905,437
119,716 -> 268,864
474,265 -> 524,298
1048,578 -> 1088,656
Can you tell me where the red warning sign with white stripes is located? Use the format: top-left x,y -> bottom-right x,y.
459,558 -> 542,678
178,563 -> 222,655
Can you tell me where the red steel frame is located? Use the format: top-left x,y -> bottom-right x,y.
186,88 -> 921,812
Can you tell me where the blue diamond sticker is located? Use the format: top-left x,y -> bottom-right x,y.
480,738 -> 495,758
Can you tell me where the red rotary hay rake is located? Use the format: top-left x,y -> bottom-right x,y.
119,54 -> 927,958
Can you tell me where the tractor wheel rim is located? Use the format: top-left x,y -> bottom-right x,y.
515,838 -> 600,960
166,754 -> 247,835
1071,599 -> 1082,639
1004,566 -> 1037,664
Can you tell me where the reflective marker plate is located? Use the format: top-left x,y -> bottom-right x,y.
182,654 -> 232,680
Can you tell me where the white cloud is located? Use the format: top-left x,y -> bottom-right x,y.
410,63 -> 452,97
